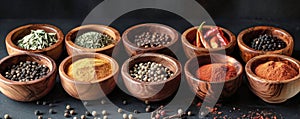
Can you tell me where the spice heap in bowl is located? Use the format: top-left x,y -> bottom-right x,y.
65,24 -> 121,56
182,22 -> 236,59
184,54 -> 243,100
245,54 -> 300,103
130,61 -> 174,82
4,61 -> 49,82
0,53 -> 57,102
121,53 -> 181,102
196,63 -> 237,82
59,53 -> 119,100
122,23 -> 179,58
5,24 -> 64,60
237,26 -> 293,62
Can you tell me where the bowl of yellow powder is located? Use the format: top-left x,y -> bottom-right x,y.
59,53 -> 119,100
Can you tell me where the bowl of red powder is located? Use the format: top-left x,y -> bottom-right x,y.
245,54 -> 300,103
184,54 -> 243,101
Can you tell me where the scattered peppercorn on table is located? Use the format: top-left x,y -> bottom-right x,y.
0,17 -> 300,119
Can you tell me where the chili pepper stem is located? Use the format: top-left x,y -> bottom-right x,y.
196,21 -> 206,47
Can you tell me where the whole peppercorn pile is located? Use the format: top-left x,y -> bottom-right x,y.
250,34 -> 286,51
129,62 -> 174,82
3,61 -> 49,82
134,32 -> 171,48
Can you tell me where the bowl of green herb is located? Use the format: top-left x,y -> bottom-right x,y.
5,24 -> 64,60
65,24 -> 121,56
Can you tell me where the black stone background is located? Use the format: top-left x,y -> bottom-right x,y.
1,0 -> 300,118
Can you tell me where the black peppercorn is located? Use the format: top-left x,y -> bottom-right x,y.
250,34 -> 286,51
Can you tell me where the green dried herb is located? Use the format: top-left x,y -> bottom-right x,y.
17,29 -> 57,50
74,31 -> 115,49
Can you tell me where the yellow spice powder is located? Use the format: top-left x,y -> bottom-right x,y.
67,58 -> 112,82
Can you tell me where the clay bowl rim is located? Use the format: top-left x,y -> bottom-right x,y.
237,26 -> 293,54
6,24 -> 64,53
184,53 -> 243,84
122,23 -> 179,51
59,53 -> 119,84
245,54 -> 300,84
0,53 -> 56,85
65,24 -> 121,52
121,53 -> 182,85
181,25 -> 236,52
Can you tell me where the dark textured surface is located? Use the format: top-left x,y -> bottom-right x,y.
1,0 -> 300,119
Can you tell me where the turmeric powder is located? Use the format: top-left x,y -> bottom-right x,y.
67,58 -> 112,82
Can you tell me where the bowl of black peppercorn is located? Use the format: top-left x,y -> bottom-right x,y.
122,23 -> 179,58
237,26 -> 294,62
121,53 -> 181,102
0,53 -> 57,102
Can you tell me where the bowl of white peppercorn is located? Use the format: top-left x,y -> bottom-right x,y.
122,23 -> 179,58
5,24 -> 64,60
121,53 -> 181,102
0,53 -> 57,102
65,24 -> 121,56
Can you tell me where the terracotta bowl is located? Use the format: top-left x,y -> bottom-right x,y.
122,23 -> 179,57
182,25 -> 236,59
59,53 -> 119,100
65,24 -> 121,56
237,26 -> 294,62
184,54 -> 243,100
121,53 -> 181,102
5,24 -> 64,60
0,53 -> 57,102
245,54 -> 300,103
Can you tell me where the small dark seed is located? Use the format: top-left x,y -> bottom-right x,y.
35,110 -> 41,115
49,109 -> 55,114
85,111 -> 92,116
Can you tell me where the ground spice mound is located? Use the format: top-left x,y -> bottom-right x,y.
255,61 -> 298,81
196,63 -> 237,82
67,58 -> 112,82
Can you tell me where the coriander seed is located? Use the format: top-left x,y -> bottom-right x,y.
70,110 -> 76,115
64,113 -> 71,118
66,104 -> 71,110
80,115 -> 86,119
177,109 -> 184,115
4,114 -> 10,119
102,110 -> 107,115
38,115 -> 43,119
122,113 -> 127,119
187,111 -> 192,116
117,108 -> 123,113
128,114 -> 133,119
92,111 -> 97,116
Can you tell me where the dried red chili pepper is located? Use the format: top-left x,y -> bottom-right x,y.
217,28 -> 229,46
216,33 -> 229,46
204,27 -> 219,39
